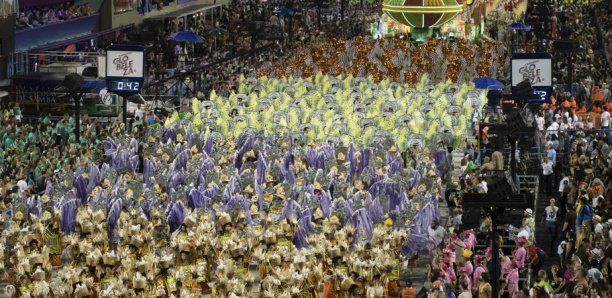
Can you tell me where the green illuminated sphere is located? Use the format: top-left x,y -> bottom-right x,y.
383,0 -> 464,28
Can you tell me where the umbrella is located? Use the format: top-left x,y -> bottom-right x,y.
473,77 -> 504,90
168,31 -> 204,43
507,22 -> 531,31
275,7 -> 295,16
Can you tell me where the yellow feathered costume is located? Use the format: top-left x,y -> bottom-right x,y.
186,75 -> 486,147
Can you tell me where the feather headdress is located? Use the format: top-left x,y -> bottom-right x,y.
60,199 -> 78,234
166,201 -> 185,233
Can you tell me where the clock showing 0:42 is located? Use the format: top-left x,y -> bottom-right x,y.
109,80 -> 141,92
105,44 -> 145,95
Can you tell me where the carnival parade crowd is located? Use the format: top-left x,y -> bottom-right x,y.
0,1 -> 611,298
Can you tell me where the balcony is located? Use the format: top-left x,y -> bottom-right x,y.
15,14 -> 99,52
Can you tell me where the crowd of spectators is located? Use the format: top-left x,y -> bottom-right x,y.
426,132 -> 611,298
142,0 -> 378,100
427,64 -> 611,298
16,1 -> 96,30
3,1 -> 611,297
544,2 -> 610,112
0,102 -> 163,201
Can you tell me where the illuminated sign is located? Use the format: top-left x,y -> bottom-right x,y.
108,80 -> 141,92
105,45 -> 145,95
511,53 -> 552,87
511,53 -> 552,102
106,50 -> 144,78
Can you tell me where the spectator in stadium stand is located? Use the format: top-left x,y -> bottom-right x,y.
457,281 -> 471,298
477,272 -> 491,298
601,106 -> 610,129
506,260 -> 520,296
542,155 -> 555,196
429,220 -> 447,248
559,173 -> 571,216
16,1 -> 95,30
545,198 -> 560,252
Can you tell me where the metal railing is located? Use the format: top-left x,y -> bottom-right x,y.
12,51 -> 102,76
143,43 -> 277,103
12,91 -> 121,115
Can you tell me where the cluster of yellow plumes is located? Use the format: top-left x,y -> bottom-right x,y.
166,73 -> 486,151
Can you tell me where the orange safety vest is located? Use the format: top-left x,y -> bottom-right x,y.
561,100 -> 571,109
591,87 -> 604,102
549,97 -> 557,110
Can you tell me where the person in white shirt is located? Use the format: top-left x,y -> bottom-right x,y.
134,104 -> 144,120
546,121 -> 559,139
574,119 -> 584,130
428,221 -> 447,247
536,113 -> 545,131
601,107 -> 610,128
542,157 -> 554,195
608,219 -> 612,241
558,175 -> 570,215
586,118 -> 594,130
545,198 -> 559,251
593,215 -> 603,235
557,241 -> 567,265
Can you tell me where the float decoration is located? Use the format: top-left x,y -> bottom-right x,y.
383,0 -> 464,28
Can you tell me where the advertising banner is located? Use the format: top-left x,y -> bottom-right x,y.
106,50 -> 145,78
511,57 -> 552,87
511,53 -> 553,102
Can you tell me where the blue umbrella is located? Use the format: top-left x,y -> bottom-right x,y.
507,22 -> 531,31
168,31 -> 204,43
473,77 -> 504,90
275,7 -> 295,16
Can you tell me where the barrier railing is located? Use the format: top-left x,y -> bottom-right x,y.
12,91 -> 120,115
12,51 -> 102,76
575,113 -> 602,128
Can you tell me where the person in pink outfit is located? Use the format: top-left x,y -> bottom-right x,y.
472,255 -> 486,294
506,260 -> 520,295
460,260 -> 474,277
501,255 -> 513,277
460,264 -> 473,293
463,230 -> 477,251
513,236 -> 527,269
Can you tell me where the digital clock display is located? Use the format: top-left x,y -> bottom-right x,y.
108,80 -> 141,92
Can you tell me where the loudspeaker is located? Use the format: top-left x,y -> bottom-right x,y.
505,110 -> 531,131
553,39 -> 578,52
500,208 -> 524,227
513,80 -> 533,97
62,73 -> 84,91
486,172 -> 517,199
82,67 -> 98,77
462,207 -> 482,230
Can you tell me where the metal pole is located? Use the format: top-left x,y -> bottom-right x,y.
122,95 -> 127,125
568,51 -> 574,97
74,93 -> 81,143
491,215 -> 500,298
509,136 -> 517,178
